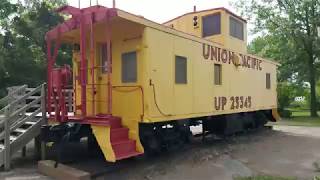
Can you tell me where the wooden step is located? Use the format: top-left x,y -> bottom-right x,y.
25,121 -> 37,125
115,150 -> 143,160
86,116 -> 122,129
112,138 -> 143,160
111,128 -> 129,142
14,128 -> 27,133
10,136 -> 17,142
112,139 -> 136,156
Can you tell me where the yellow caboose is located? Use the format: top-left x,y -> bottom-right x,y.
44,5 -> 279,163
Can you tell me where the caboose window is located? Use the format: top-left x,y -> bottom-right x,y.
122,51 -> 137,83
202,13 -> 221,37
175,56 -> 187,84
229,16 -> 244,40
266,73 -> 271,89
214,64 -> 222,85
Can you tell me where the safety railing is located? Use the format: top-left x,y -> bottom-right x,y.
0,84 -> 46,170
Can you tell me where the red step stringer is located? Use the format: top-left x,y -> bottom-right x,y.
81,116 -> 143,160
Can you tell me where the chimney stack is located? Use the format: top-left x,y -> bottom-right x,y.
113,0 -> 116,8
194,5 -> 197,12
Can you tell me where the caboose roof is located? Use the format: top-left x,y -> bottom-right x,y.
46,5 -> 279,66
163,7 -> 247,25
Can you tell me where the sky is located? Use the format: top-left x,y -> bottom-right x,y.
67,0 -> 236,23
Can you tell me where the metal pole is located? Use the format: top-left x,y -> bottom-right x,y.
90,13 -> 96,115
46,40 -> 52,117
80,14 -> 87,117
106,17 -> 112,115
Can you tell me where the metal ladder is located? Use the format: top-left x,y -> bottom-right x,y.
0,84 -> 46,170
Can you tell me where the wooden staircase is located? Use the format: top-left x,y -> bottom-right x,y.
0,84 -> 46,170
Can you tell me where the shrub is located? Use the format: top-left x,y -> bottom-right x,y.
278,109 -> 292,118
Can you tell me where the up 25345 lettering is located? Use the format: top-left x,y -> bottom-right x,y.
214,96 -> 252,111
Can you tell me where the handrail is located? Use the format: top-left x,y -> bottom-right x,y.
0,83 -> 45,134
0,83 -> 46,170
112,85 -> 145,120
0,85 -> 28,115
8,85 -> 42,108
0,85 -> 27,106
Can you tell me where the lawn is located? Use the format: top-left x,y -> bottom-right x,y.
270,109 -> 320,127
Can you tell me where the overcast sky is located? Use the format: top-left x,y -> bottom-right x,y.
67,0 -> 235,23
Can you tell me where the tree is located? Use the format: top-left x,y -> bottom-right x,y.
233,0 -> 320,117
0,0 -> 70,97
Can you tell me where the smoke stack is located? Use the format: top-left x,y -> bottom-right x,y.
113,0 -> 116,8
194,5 -> 197,12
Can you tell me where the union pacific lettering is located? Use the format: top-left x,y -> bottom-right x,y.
202,44 -> 262,71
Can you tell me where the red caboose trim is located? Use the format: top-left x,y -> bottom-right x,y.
46,5 -> 117,40
46,5 -> 117,123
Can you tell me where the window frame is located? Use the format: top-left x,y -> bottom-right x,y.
229,16 -> 244,40
202,12 -> 221,38
214,64 -> 222,85
121,51 -> 137,83
175,55 -> 188,84
266,73 -> 271,89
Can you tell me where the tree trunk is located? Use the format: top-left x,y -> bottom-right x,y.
308,56 -> 318,117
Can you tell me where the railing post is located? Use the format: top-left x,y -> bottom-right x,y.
40,84 -> 47,160
4,107 -> 11,171
35,83 -> 47,160
41,84 -> 47,126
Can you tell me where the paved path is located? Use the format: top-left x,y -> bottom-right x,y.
2,125 -> 320,180
273,125 -> 320,138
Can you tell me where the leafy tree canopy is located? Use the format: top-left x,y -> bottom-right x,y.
0,0 -> 71,97
233,0 -> 320,116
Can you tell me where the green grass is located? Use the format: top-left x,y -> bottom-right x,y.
234,176 -> 296,180
271,109 -> 320,127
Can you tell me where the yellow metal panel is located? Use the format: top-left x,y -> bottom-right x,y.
91,125 -> 116,162
143,26 -> 278,123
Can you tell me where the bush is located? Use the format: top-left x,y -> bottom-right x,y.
277,82 -> 295,110
279,109 -> 292,118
